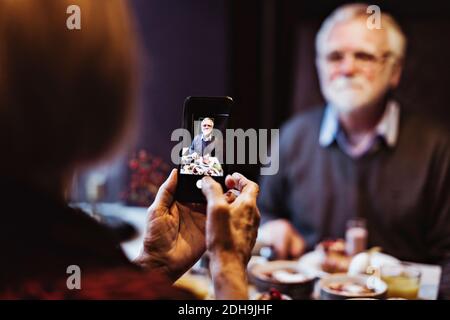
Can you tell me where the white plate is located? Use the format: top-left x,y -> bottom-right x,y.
298,250 -> 401,277
297,250 -> 442,300
297,250 -> 329,278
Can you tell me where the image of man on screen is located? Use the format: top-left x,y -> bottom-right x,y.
189,117 -> 218,157
180,117 -> 224,176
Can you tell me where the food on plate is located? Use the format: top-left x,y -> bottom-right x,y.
202,156 -> 210,165
319,273 -> 388,299
319,239 -> 346,254
348,250 -> 400,275
318,274 -> 387,300
369,252 -> 401,268
347,251 -> 371,275
318,239 -> 351,273
179,155 -> 223,176
256,288 -> 287,300
249,261 -> 316,300
326,281 -> 375,295
192,166 -> 204,175
262,268 -> 309,283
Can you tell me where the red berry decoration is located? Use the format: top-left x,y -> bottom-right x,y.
269,288 -> 282,300
122,149 -> 171,206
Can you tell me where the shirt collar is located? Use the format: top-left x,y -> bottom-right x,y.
319,105 -> 339,147
319,100 -> 400,148
202,134 -> 213,142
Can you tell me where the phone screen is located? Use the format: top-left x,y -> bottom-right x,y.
180,114 -> 228,177
175,96 -> 232,203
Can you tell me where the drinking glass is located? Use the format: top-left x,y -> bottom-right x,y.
345,218 -> 368,256
381,263 -> 421,299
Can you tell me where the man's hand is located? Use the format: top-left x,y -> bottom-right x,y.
134,169 -> 206,281
259,219 -> 306,259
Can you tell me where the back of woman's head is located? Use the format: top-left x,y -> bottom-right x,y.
0,0 -> 137,179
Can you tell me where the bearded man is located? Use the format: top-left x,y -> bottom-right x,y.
258,3 -> 450,298
189,117 -> 218,157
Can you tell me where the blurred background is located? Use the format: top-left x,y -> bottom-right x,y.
72,0 -> 450,205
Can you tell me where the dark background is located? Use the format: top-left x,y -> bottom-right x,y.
73,0 -> 450,203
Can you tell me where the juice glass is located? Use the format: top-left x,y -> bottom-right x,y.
381,263 -> 421,299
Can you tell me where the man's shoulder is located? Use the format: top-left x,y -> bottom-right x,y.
275,106 -> 325,157
279,106 -> 325,144
400,110 -> 450,147
281,106 -> 325,134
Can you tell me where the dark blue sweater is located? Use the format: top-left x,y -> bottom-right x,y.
258,107 -> 450,299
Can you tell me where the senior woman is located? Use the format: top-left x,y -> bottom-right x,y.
0,0 -> 259,299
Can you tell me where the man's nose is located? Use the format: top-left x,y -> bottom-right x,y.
338,55 -> 357,76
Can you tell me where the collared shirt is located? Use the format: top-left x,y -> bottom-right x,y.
319,100 -> 400,158
201,134 -> 213,142
201,135 -> 215,156
258,104 -> 450,298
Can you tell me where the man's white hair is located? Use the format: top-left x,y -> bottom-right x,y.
201,117 -> 214,124
315,3 -> 407,60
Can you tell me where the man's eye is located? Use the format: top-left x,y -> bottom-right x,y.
355,52 -> 376,62
326,52 -> 343,62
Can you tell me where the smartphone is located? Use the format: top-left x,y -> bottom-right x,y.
175,96 -> 233,203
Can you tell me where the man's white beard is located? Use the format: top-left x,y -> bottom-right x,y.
202,131 -> 212,139
323,76 -> 381,115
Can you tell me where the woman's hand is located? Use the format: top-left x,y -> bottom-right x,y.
134,169 -> 206,281
203,173 -> 260,264
202,173 -> 260,299
134,169 -> 261,300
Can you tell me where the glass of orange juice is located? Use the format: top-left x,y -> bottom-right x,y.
381,263 -> 421,299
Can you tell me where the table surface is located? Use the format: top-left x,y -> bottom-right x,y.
77,202 -> 441,300
73,202 -> 147,260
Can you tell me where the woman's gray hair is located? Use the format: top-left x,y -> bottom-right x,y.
315,3 -> 407,60
0,0 -> 138,177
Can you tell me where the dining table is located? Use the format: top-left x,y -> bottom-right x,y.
74,202 -> 442,300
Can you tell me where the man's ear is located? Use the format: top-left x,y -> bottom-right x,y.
389,59 -> 404,88
315,57 -> 324,74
